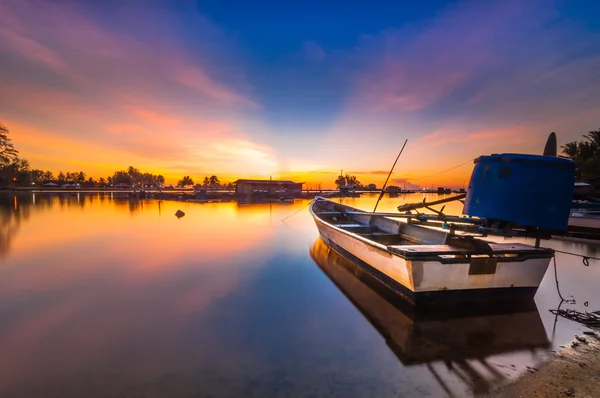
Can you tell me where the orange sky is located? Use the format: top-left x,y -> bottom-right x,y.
2,0 -> 599,189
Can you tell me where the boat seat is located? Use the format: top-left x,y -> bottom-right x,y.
332,224 -> 364,228
387,245 -> 472,255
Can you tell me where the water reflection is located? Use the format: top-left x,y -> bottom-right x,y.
0,194 -> 26,258
0,192 -> 595,397
310,238 -> 550,395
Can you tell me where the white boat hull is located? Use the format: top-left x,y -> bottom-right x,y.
311,198 -> 553,305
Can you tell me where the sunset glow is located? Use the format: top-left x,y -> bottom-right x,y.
1,0 -> 599,188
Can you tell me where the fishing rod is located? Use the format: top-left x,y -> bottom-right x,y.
373,139 -> 408,213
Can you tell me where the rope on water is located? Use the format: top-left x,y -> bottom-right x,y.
543,248 -> 600,267
552,256 -> 576,304
280,200 -> 313,222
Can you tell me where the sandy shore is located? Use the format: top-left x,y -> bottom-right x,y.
487,330 -> 600,398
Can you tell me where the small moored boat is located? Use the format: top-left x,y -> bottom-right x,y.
310,197 -> 554,306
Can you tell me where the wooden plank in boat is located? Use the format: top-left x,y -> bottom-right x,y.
388,243 -> 552,256
388,245 -> 471,255
487,243 -> 553,254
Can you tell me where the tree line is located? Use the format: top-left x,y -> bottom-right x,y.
0,124 -> 232,189
176,175 -> 233,189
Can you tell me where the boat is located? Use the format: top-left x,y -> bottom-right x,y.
550,201 -> 600,241
309,197 -> 554,306
565,211 -> 600,240
310,238 -> 550,395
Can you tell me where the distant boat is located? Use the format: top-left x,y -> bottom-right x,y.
563,201 -> 600,240
310,197 -> 554,306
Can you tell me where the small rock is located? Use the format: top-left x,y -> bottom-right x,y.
175,210 -> 185,218
566,388 -> 575,396
572,341 -> 579,347
583,331 -> 596,336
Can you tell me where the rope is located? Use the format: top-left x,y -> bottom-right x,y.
544,248 -> 599,266
280,200 -> 312,222
552,256 -> 576,304
411,159 -> 474,181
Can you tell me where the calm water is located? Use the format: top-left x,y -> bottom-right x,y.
1,192 -> 599,397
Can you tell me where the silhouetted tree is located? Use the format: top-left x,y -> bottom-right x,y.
209,175 -> 220,187
345,174 -> 361,187
112,171 -> 133,185
77,171 -> 86,184
0,125 -> 18,167
43,170 -> 54,181
561,128 -> 600,180
203,176 -> 210,187
127,166 -> 141,185
177,176 -> 194,187
31,169 -> 45,185
335,174 -> 361,188
57,172 -> 66,182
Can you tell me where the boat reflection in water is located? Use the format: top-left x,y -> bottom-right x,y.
310,238 -> 550,396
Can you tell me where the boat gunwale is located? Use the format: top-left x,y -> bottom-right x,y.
309,198 -> 554,263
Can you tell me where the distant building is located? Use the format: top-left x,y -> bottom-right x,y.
386,185 -> 401,193
437,187 -> 451,194
234,179 -> 304,196
367,183 -> 377,190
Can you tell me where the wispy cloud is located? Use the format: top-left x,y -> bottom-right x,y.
0,0 -> 266,180
313,0 -> 600,185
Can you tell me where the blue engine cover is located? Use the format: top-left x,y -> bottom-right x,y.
463,154 -> 576,231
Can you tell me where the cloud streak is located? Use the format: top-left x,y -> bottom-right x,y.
0,0 -> 269,181
309,0 -> 600,187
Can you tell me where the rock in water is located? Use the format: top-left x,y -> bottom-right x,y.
175,210 -> 185,218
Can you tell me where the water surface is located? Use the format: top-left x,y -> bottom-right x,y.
0,192 -> 598,397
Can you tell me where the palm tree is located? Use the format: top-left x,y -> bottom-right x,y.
203,176 -> 210,187
561,142 -> 579,159
562,128 -> 600,180
177,176 -> 194,187
209,175 -> 220,187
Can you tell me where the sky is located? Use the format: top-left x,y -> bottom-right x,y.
1,0 -> 599,188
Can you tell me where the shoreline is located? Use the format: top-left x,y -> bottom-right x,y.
487,331 -> 600,397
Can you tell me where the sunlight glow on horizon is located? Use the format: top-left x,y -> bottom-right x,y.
1,0 -> 599,188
